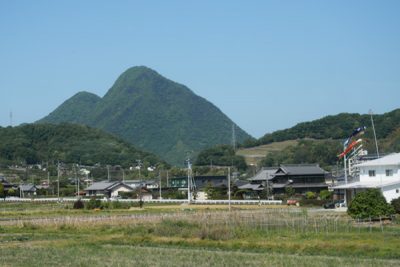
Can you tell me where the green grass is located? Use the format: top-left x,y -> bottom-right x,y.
1,245 -> 399,267
1,202 -> 400,266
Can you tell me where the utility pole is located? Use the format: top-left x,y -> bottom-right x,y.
136,160 -> 143,208
186,157 -> 192,203
166,170 -> 169,188
107,165 -> 110,182
159,170 -> 162,200
57,162 -> 60,200
228,167 -> 231,212
266,171 -> 269,200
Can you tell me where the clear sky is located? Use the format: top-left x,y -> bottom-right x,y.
1,0 -> 399,138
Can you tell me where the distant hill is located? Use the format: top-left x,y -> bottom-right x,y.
238,109 -> 400,169
38,66 -> 252,165
244,109 -> 400,147
0,123 -> 164,167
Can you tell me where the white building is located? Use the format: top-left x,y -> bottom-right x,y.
334,153 -> 400,203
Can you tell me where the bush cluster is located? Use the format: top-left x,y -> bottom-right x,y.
348,189 -> 395,219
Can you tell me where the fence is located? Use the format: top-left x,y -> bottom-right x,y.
0,197 -> 282,205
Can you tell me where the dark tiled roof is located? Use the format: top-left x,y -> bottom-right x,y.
277,164 -> 326,175
249,167 -> 279,181
238,183 -> 264,191
85,181 -> 119,191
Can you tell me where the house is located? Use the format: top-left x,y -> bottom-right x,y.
271,164 -> 328,194
169,176 -> 228,200
237,168 -> 278,199
169,176 -> 228,189
239,164 -> 328,197
123,180 -> 159,190
333,153 -> 400,203
0,176 -> 18,194
19,184 -> 37,197
84,181 -> 134,198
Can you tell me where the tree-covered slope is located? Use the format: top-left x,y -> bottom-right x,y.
38,66 -> 252,165
245,109 -> 400,147
43,91 -> 101,124
0,123 -> 163,167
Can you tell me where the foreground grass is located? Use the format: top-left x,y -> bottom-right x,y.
1,202 -> 400,266
1,245 -> 399,267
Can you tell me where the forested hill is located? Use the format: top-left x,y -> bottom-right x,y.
38,66 -> 252,165
244,108 -> 400,147
0,123 -> 164,167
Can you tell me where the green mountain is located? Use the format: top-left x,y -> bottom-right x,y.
44,91 -> 101,124
38,66 -> 252,165
0,123 -> 164,167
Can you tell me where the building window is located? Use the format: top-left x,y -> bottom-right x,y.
368,170 -> 376,177
386,169 -> 393,176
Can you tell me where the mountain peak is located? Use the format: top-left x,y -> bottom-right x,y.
38,67 -> 252,165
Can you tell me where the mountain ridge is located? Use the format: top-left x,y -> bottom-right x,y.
38,66 -> 252,165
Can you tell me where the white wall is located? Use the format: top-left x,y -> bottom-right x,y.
111,186 -> 132,197
359,165 -> 399,183
382,183 -> 400,203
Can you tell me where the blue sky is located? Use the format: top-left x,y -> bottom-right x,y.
1,0 -> 399,138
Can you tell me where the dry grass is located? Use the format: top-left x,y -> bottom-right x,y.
1,204 -> 400,266
237,140 -> 299,165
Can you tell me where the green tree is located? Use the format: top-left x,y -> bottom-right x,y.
319,190 -> 332,200
285,186 -> 295,197
391,197 -> 400,214
0,183 -> 4,199
347,189 -> 395,219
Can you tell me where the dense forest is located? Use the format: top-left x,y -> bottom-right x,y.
194,145 -> 247,171
0,123 -> 164,168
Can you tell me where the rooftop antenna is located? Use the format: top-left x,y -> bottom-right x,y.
9,110 -> 13,127
369,109 -> 380,158
232,123 -> 237,151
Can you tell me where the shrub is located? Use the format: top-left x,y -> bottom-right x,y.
319,189 -> 332,200
299,199 -> 327,207
347,189 -> 395,219
391,197 -> 400,214
73,199 -> 84,209
86,197 -> 102,209
305,191 -> 316,199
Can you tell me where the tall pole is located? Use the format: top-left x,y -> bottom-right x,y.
57,162 -> 60,200
343,146 -> 348,205
159,170 -> 162,200
266,171 -> 269,200
228,167 -> 231,211
369,109 -> 380,158
107,165 -> 110,182
75,164 -> 80,198
136,160 -> 142,207
187,158 -> 191,203
166,170 -> 169,188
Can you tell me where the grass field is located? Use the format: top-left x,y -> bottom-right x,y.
237,140 -> 299,165
1,202 -> 400,266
